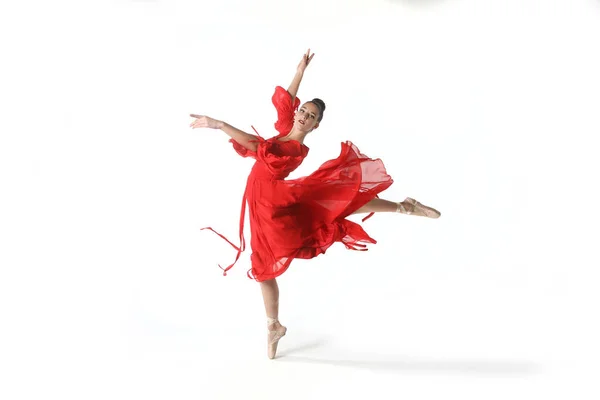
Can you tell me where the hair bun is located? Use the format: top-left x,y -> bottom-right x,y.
310,98 -> 326,122
311,98 -> 326,113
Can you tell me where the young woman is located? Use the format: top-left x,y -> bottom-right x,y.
190,49 -> 440,359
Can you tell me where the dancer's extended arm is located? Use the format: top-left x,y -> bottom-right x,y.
287,49 -> 314,103
190,114 -> 259,152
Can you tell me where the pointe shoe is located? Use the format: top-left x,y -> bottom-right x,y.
267,317 -> 287,360
397,197 -> 441,218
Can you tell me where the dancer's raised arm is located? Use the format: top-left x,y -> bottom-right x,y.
190,114 -> 259,152
287,49 -> 314,103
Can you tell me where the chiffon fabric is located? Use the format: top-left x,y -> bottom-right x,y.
202,86 -> 394,282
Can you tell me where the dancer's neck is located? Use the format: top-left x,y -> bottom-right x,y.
284,128 -> 307,142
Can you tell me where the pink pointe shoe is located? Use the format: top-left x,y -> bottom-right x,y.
267,317 -> 287,359
397,197 -> 441,218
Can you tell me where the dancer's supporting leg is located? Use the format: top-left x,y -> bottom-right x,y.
260,278 -> 287,359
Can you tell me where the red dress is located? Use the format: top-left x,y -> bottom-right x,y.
202,86 -> 394,282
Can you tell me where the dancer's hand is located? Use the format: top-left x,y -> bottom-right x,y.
189,114 -> 223,129
297,48 -> 314,73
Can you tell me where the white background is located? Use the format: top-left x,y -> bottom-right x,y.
1,0 -> 599,399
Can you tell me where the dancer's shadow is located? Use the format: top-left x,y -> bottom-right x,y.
278,338 -> 330,355
387,0 -> 449,7
278,346 -> 540,375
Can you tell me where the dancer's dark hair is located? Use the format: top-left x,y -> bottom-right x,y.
309,98 -> 326,122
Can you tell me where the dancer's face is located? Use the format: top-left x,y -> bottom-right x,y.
294,102 -> 320,132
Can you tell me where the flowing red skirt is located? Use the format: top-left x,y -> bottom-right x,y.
202,138 -> 394,282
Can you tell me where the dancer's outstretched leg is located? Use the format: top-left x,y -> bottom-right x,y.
259,279 -> 287,359
352,198 -> 398,214
352,197 -> 441,218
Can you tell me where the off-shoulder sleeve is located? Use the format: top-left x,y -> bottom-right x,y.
229,136 -> 265,159
272,86 -> 301,135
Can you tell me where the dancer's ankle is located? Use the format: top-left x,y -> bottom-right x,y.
267,317 -> 282,330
